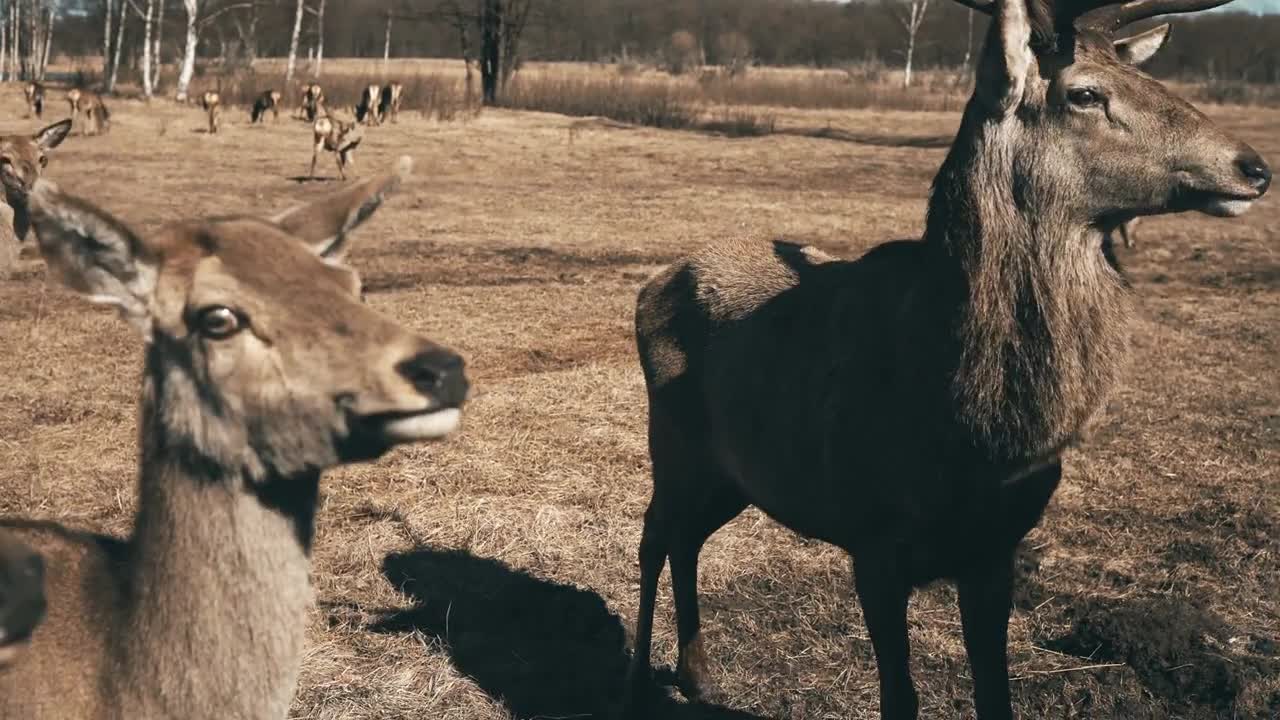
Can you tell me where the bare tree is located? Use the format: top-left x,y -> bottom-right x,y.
140,0 -> 156,97
895,0 -> 931,88
174,0 -> 197,100
285,0 -> 304,85
108,0 -> 126,92
308,0 -> 324,77
153,0 -> 166,90
101,0 -> 113,88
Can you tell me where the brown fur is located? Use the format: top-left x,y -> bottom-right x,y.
0,119 -> 71,277
0,157 -> 468,719
311,116 -> 363,180
0,532 -> 44,668
298,83 -> 325,122
358,84 -> 382,125
251,89 -> 282,123
201,91 -> 222,134
378,82 -> 404,124
66,89 -> 109,136
23,81 -> 44,118
623,2 -> 1270,719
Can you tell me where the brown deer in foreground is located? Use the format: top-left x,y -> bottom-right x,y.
311,115 -> 363,180
200,91 -> 222,134
0,157 -> 469,719
0,119 -> 72,276
65,88 -> 110,136
0,534 -> 44,668
623,0 -> 1270,719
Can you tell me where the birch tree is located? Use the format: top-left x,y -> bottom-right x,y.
174,0 -> 198,100
894,0 -> 930,88
285,0 -> 303,86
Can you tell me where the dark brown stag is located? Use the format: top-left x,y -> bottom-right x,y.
623,0 -> 1270,718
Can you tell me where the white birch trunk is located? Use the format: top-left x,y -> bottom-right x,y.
141,0 -> 154,97
284,0 -> 303,86
174,0 -> 197,101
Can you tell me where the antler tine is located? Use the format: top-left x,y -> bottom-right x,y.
951,0 -> 996,14
1075,0 -> 1234,33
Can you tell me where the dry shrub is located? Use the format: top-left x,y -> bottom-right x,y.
663,30 -> 701,76
716,31 -> 753,77
500,73 -> 697,129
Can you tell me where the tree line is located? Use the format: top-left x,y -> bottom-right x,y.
12,0 -> 1280,100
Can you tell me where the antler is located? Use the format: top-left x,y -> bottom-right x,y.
1075,0 -> 1233,33
950,0 -> 1234,31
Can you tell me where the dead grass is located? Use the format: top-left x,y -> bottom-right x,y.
0,61 -> 1277,719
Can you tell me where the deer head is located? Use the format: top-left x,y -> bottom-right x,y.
950,0 -> 1269,229
27,157 -> 467,478
1,119 -> 71,242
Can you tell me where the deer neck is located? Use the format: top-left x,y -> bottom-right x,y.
923,110 -> 1133,462
117,342 -> 317,716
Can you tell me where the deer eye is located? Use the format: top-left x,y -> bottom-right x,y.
195,306 -> 244,339
1067,88 -> 1104,108
38,155 -> 47,167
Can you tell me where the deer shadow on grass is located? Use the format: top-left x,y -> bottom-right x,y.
369,547 -> 772,720
286,176 -> 341,184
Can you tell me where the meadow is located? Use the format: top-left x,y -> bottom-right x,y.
0,59 -> 1276,719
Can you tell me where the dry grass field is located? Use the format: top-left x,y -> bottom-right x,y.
0,63 -> 1277,719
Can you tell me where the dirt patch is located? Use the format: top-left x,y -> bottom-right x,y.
1044,596 -> 1244,713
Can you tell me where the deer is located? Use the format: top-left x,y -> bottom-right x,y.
357,83 -> 382,126
379,82 -> 404,124
0,119 -> 72,277
0,534 -> 44,669
1112,216 -> 1141,248
311,115 -> 363,180
252,89 -> 283,123
298,83 -> 325,122
622,1 -> 1270,719
24,81 -> 44,118
66,88 -> 110,136
200,91 -> 222,134
0,156 -> 469,719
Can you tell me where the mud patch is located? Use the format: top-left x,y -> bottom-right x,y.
1044,595 -> 1244,713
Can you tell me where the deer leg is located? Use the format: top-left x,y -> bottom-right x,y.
335,151 -> 347,180
854,554 -> 918,720
669,483 -> 746,700
621,501 -> 668,718
309,145 -> 321,179
957,559 -> 1015,720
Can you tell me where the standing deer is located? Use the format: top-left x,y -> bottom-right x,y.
311,116 -> 363,180
298,83 -> 325,122
0,157 -> 469,719
201,91 -> 222,134
252,89 -> 283,123
1112,216 -> 1141,248
379,82 -> 404,124
0,119 -> 72,276
0,534 -> 44,668
357,83 -> 382,125
66,89 -> 110,136
24,81 -> 44,118
623,0 -> 1271,719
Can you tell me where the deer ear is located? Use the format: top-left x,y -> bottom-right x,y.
272,156 -> 412,260
28,181 -> 157,336
1114,23 -> 1171,66
976,0 -> 1034,118
33,118 -> 71,150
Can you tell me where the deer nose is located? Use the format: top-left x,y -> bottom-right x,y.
0,552 -> 46,637
397,349 -> 468,409
1238,153 -> 1271,194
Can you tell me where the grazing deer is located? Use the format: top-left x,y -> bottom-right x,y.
357,83 -> 382,125
379,82 -> 404,124
66,88 -> 110,136
311,116 -> 363,180
623,0 -> 1271,719
0,119 -> 72,276
24,81 -> 44,118
0,534 -> 44,668
298,83 -> 325,122
1114,216 -> 1141,248
200,91 -> 222,134
252,89 -> 283,123
0,157 -> 469,719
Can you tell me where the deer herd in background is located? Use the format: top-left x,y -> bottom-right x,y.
0,0 -> 1272,718
19,76 -> 404,182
